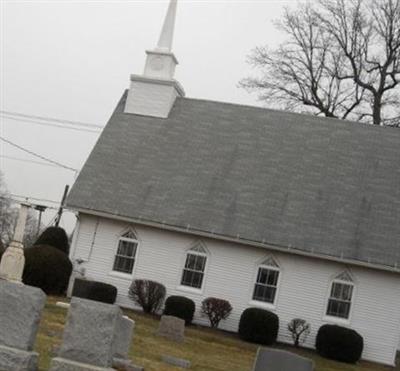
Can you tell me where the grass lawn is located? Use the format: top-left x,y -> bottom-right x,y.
36,297 -> 399,371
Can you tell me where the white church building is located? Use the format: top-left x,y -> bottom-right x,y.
67,0 -> 400,366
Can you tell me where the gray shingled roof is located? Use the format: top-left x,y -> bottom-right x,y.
67,91 -> 400,271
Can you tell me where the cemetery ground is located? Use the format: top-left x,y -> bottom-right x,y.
36,297 -> 399,371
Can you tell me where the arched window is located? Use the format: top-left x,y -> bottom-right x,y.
252,257 -> 280,304
180,242 -> 207,289
112,230 -> 138,274
326,271 -> 354,319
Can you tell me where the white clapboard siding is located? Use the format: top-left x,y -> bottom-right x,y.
70,213 -> 400,366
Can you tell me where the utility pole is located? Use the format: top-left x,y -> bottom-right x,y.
55,185 -> 69,227
34,205 -> 47,237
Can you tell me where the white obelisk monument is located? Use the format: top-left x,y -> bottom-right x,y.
0,202 -> 30,282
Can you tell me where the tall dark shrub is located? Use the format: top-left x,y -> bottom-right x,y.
201,297 -> 232,328
316,324 -> 363,363
239,308 -> 279,345
164,296 -> 195,325
23,244 -> 73,294
0,240 -> 5,260
72,279 -> 117,304
129,279 -> 166,314
35,226 -> 70,255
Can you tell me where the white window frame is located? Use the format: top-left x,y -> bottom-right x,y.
177,242 -> 208,294
323,271 -> 355,324
109,230 -> 139,279
249,256 -> 281,310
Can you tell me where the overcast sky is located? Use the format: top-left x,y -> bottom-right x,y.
1,0 -> 300,232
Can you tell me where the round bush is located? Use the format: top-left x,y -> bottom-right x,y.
164,296 -> 195,325
35,226 -> 70,255
72,278 -> 117,304
23,244 -> 73,295
316,324 -> 363,363
239,307 -> 279,345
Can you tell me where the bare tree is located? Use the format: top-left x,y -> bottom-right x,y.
241,0 -> 400,126
128,279 -> 166,314
201,297 -> 233,328
288,318 -> 311,348
0,172 -> 42,248
0,173 -> 15,246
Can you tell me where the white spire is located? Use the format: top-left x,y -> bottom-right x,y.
157,0 -> 177,52
124,0 -> 184,118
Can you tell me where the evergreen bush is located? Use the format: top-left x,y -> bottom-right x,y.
164,295 -> 196,325
35,226 -> 70,255
0,240 -> 5,260
72,278 -> 117,304
316,324 -> 363,363
238,307 -> 279,345
23,244 -> 72,294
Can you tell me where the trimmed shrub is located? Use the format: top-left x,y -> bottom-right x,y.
164,295 -> 195,325
35,226 -> 70,255
201,297 -> 232,328
0,240 -> 5,260
22,244 -> 73,294
238,307 -> 279,345
72,278 -> 117,304
129,279 -> 166,314
316,324 -> 363,363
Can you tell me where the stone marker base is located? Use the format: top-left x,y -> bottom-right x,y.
162,354 -> 191,368
113,357 -> 144,371
50,357 -> 115,371
0,344 -> 38,371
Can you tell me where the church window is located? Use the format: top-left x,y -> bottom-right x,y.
180,242 -> 207,289
326,271 -> 354,319
112,230 -> 138,274
252,257 -> 280,304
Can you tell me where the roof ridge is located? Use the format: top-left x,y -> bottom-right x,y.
178,96 -> 399,132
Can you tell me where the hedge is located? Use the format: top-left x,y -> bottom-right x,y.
164,295 -> 195,325
238,307 -> 279,345
72,278 -> 118,304
35,226 -> 70,255
23,244 -> 72,294
316,324 -> 363,363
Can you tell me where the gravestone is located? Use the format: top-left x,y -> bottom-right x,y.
113,315 -> 135,360
252,348 -> 315,371
0,203 -> 47,371
0,279 -> 46,371
156,315 -> 185,342
50,297 -> 121,371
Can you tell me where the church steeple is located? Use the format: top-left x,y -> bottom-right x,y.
124,0 -> 185,118
157,0 -> 177,52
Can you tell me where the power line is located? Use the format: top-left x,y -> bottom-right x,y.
0,136 -> 78,173
0,155 -> 69,169
0,110 -> 103,129
1,115 -> 101,134
10,193 -> 60,205
0,195 -> 59,210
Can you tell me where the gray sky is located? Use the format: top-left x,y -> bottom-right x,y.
1,0 -> 299,232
